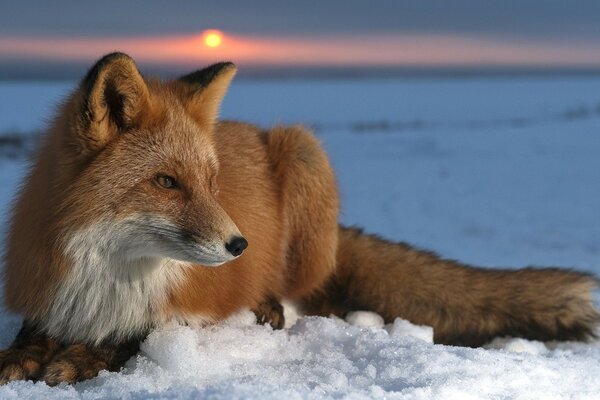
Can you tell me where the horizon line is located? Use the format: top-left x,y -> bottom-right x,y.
4,64 -> 600,82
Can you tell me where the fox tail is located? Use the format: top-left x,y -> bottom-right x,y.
301,226 -> 599,347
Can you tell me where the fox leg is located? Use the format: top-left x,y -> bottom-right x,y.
40,337 -> 141,386
0,320 -> 144,385
263,126 -> 339,299
253,297 -> 285,329
0,320 -> 61,384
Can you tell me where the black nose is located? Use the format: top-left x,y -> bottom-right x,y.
225,236 -> 248,257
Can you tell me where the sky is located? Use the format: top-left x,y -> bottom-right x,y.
1,0 -> 600,79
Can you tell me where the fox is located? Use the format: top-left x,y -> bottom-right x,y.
0,52 -> 598,385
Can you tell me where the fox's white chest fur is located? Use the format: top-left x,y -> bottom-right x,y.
42,220 -> 186,345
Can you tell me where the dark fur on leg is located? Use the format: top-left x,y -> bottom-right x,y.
253,297 -> 285,329
41,336 -> 144,386
0,320 -> 145,385
0,321 -> 61,384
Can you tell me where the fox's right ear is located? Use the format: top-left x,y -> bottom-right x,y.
73,52 -> 151,156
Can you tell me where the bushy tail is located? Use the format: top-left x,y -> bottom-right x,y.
301,226 -> 600,347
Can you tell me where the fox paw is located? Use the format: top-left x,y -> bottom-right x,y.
0,345 -> 108,386
0,321 -> 142,386
0,340 -> 60,384
253,297 -> 285,329
0,350 -> 38,384
39,344 -> 110,386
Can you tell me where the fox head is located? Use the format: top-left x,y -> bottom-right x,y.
56,52 -> 247,267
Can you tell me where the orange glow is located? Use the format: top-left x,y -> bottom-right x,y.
2,33 -> 600,68
202,30 -> 223,48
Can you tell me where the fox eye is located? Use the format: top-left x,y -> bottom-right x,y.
156,175 -> 178,189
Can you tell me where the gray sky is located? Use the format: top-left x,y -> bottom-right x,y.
2,0 -> 600,41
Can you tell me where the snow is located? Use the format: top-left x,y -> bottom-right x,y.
0,77 -> 599,398
345,311 -> 385,328
4,313 -> 599,399
386,318 -> 434,344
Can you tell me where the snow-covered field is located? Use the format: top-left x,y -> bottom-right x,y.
0,77 -> 599,398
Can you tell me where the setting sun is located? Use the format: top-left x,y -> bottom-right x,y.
202,29 -> 223,48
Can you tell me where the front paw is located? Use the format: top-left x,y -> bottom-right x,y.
0,341 -> 59,384
253,297 -> 285,329
40,344 -> 107,386
0,319 -> 143,386
0,349 -> 36,384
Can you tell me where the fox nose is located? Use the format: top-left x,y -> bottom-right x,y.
225,236 -> 248,257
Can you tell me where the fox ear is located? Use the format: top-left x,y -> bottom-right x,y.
75,52 -> 150,155
177,62 -> 236,127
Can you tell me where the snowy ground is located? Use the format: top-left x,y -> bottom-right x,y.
0,77 -> 599,398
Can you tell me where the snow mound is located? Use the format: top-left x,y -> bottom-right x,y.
485,337 -> 549,355
345,310 -> 385,328
386,318 -> 434,344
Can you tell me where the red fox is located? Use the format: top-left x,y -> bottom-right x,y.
0,53 -> 598,385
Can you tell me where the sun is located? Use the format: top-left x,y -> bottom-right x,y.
202,30 -> 223,48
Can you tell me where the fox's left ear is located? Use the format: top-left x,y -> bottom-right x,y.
177,62 -> 237,127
